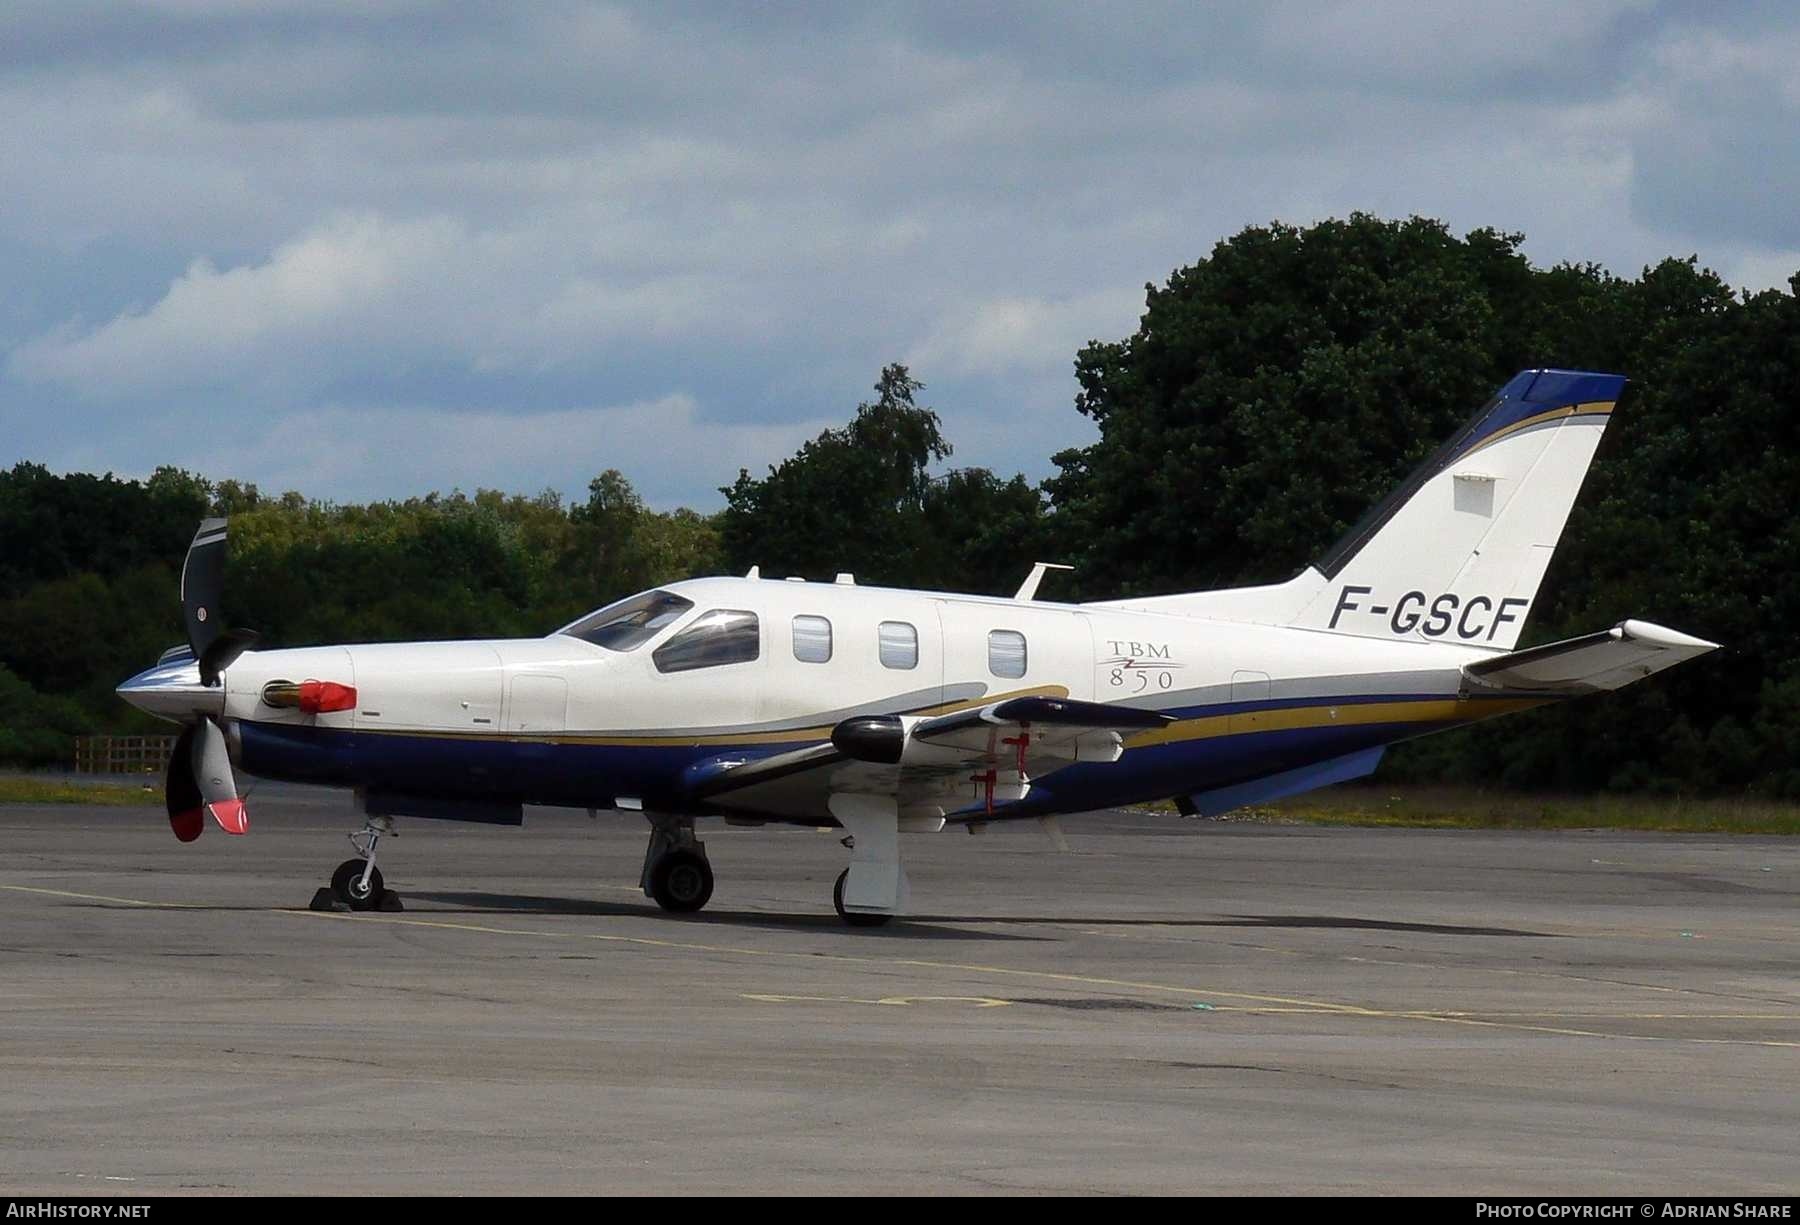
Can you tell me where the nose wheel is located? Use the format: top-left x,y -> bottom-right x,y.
312,814 -> 404,912
330,857 -> 386,910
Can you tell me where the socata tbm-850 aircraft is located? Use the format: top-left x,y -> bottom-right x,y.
119,369 -> 1717,925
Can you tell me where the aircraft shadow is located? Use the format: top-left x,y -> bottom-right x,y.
69,898 -> 1539,939
926,913 -> 1560,938
407,891 -> 1048,941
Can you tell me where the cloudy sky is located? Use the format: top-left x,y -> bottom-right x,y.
3,2 -> 1796,509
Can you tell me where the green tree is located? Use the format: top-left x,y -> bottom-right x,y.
720,363 -> 952,585
1046,214 -> 1620,598
1046,214 -> 1797,793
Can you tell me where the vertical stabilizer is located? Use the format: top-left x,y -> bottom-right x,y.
1289,369 -> 1621,650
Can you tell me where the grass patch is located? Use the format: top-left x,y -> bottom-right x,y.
0,774 -> 161,806
1149,785 -> 1800,835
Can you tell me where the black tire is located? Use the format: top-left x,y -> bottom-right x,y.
331,858 -> 385,912
832,869 -> 892,927
648,848 -> 714,913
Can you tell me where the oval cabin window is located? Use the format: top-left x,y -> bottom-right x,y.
988,629 -> 1027,678
877,621 -> 918,670
792,615 -> 832,664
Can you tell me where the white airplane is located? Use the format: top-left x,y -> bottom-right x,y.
119,369 -> 1718,925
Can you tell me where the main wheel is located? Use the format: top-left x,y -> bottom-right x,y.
331,858 -> 385,912
832,869 -> 892,927
648,848 -> 714,913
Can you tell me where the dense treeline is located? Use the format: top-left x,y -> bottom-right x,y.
2,214 -> 1794,794
1043,217 -> 1799,796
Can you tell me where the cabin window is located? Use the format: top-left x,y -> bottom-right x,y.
792,615 -> 832,663
988,629 -> 1027,678
653,609 -> 760,674
560,589 -> 694,651
878,621 -> 918,670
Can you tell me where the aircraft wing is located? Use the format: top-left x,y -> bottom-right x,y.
1462,619 -> 1719,694
686,696 -> 1173,823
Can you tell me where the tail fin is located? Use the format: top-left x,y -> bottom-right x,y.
1092,369 -> 1622,651
1289,369 -> 1621,649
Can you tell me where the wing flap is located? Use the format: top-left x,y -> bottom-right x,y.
1463,619 -> 1718,694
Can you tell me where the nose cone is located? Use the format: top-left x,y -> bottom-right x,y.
117,654 -> 225,721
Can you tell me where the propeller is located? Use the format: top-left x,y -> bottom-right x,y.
183,518 -> 260,684
162,518 -> 256,840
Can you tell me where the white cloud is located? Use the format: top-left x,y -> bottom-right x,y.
908,289 -> 1144,380
1723,250 -> 1800,295
53,392 -> 836,512
11,214 -> 449,396
7,211 -> 766,400
3,4 -> 1799,507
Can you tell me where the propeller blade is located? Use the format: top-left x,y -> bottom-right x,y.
198,627 -> 261,687
192,716 -> 248,835
165,724 -> 204,842
180,518 -> 229,663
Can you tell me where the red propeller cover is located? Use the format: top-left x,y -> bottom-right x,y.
206,798 -> 249,835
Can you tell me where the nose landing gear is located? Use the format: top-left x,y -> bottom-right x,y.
310,814 -> 405,912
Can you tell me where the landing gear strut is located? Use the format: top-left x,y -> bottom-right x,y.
828,793 -> 906,927
313,814 -> 403,912
641,814 -> 714,913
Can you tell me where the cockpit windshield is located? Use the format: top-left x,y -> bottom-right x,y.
559,589 -> 695,651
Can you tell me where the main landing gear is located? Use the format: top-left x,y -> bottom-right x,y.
640,806 -> 905,926
311,814 -> 405,913
642,814 -> 714,913
832,869 -> 892,927
827,794 -> 907,928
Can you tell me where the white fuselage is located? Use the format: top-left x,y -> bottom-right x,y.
179,574 -> 1511,821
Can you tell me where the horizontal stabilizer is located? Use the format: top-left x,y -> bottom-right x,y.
1463,619 -> 1719,694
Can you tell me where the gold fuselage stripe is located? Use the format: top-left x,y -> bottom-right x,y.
1457,401 -> 1613,461
330,690 -> 1546,751
1124,695 -> 1548,750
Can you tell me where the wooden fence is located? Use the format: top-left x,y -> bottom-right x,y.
73,735 -> 178,775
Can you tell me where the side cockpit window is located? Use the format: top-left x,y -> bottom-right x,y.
654,609 -> 761,674
560,590 -> 695,651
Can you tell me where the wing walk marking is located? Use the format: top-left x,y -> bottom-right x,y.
9,886 -> 1796,1047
